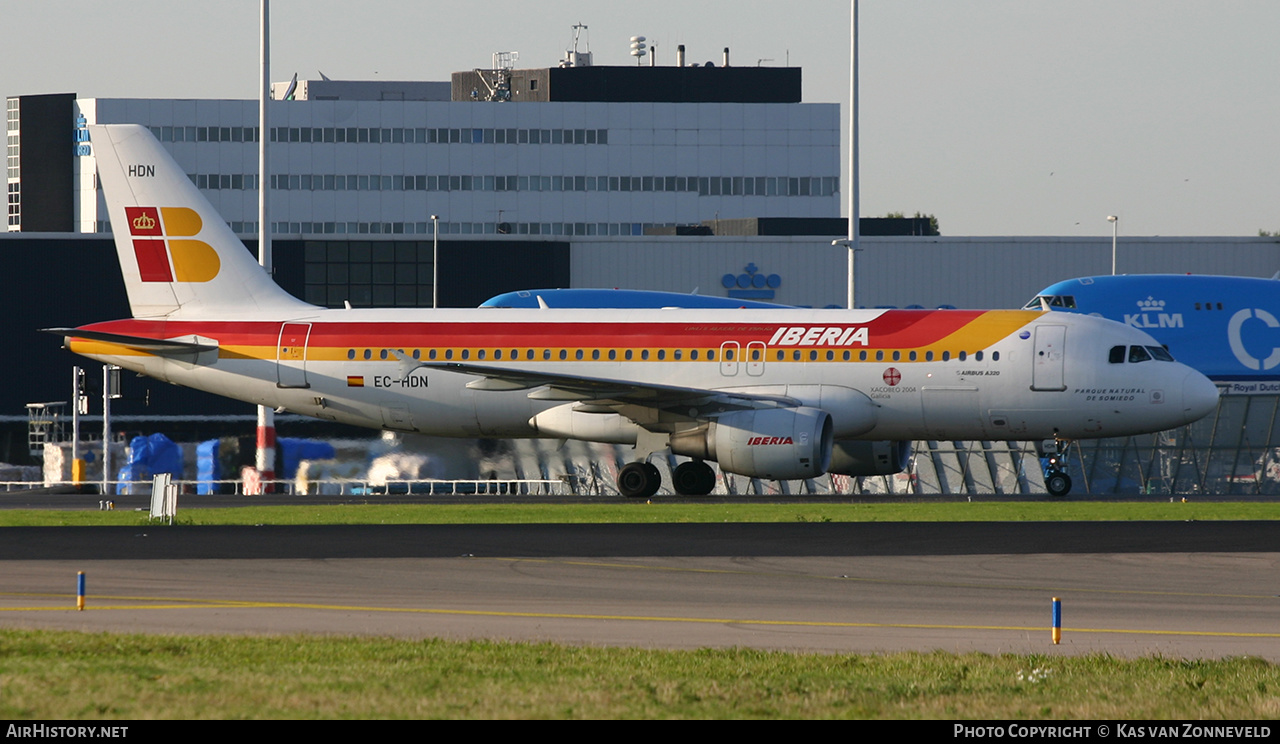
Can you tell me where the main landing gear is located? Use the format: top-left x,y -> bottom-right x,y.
1038,438 -> 1073,497
618,462 -> 661,499
672,460 -> 716,496
617,459 -> 716,498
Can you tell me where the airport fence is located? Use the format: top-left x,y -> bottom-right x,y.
0,478 -> 572,498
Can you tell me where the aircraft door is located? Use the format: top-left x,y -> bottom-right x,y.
720,341 -> 740,376
277,322 -> 312,388
1031,324 -> 1067,392
746,341 -> 766,376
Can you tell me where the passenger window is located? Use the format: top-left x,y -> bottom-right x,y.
1109,346 -> 1126,364
1128,345 -> 1151,363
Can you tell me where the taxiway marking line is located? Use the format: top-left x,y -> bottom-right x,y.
1,596 -> 1278,639
491,558 -> 1280,601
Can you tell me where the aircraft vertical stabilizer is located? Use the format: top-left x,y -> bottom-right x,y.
89,124 -> 313,319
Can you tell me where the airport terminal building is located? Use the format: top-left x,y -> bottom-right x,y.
6,58 -> 1280,496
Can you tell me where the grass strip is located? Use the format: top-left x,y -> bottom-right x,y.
0,501 -> 1276,527
1,629 -> 1278,719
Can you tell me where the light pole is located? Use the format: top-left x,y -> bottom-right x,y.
832,0 -> 859,309
431,215 -> 439,309
1107,215 -> 1118,275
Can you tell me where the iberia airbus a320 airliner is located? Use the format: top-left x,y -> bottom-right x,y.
49,125 -> 1219,497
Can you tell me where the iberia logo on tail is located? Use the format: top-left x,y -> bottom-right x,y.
124,206 -> 221,282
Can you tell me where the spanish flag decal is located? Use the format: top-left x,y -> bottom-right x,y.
347,376 -> 365,387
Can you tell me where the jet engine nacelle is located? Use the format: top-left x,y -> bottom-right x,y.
826,440 -> 913,476
670,406 -> 834,480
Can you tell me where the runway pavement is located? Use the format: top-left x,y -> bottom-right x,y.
3,521 -> 1280,658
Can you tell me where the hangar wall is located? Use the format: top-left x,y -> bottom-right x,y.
569,235 -> 1280,309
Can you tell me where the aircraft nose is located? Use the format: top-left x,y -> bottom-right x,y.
1180,369 -> 1220,423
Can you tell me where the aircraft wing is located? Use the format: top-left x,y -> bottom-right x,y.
420,361 -> 798,412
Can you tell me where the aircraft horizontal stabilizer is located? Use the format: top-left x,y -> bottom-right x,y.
42,328 -> 219,354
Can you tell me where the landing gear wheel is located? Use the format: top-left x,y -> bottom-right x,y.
1046,472 -> 1072,497
673,461 -> 716,496
618,461 -> 662,499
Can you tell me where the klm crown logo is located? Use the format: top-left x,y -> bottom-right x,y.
723,263 -> 782,300
1125,295 -> 1182,330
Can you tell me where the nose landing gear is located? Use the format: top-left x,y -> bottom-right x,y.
1038,438 -> 1073,497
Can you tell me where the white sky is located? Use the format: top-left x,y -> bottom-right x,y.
5,0 -> 1278,237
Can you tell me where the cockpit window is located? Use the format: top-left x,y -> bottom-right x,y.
1023,295 -> 1077,310
1128,345 -> 1152,363
1109,345 -> 1126,364
1148,345 -> 1174,362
